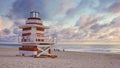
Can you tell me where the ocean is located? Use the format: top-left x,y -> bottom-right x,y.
0,44 -> 21,48
0,43 -> 120,54
53,44 -> 120,54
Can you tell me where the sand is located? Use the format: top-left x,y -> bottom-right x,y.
0,48 -> 120,68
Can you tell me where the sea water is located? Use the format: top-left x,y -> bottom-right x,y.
53,44 -> 120,54
0,43 -> 120,54
0,44 -> 21,48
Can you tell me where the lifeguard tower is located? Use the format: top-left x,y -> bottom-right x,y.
19,11 -> 57,58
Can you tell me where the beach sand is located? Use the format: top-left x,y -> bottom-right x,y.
0,48 -> 120,68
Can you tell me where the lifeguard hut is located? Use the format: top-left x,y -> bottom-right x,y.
19,11 -> 57,58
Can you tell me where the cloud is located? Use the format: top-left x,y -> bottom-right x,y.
107,2 -> 120,13
0,16 -> 13,31
56,0 -> 78,15
75,14 -> 99,28
110,16 -> 120,26
0,17 -> 4,31
7,0 -> 47,20
67,0 -> 100,17
2,28 -> 11,35
8,0 -> 79,20
13,28 -> 21,35
0,16 -> 16,42
2,0 -> 120,42
58,26 -> 76,39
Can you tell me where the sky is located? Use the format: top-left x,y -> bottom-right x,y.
0,0 -> 120,42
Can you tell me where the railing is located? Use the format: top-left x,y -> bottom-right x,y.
36,31 -> 44,33
22,31 -> 44,35
18,35 -> 56,44
26,19 -> 42,23
22,30 -> 31,33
